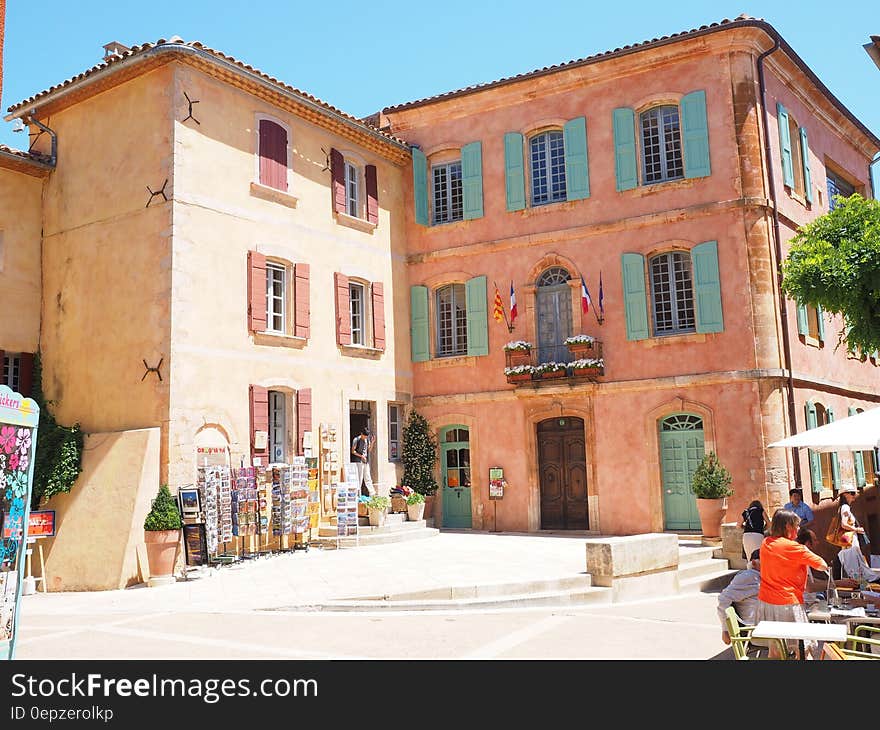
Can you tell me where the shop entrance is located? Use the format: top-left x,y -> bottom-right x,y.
441,426 -> 472,528
537,417 -> 588,530
349,400 -> 374,493
659,414 -> 704,531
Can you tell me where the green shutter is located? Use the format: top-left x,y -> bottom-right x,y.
410,285 -> 430,362
621,253 -> 649,341
796,302 -> 809,336
805,400 -> 822,493
851,406 -> 867,487
691,241 -> 724,333
461,141 -> 484,220
504,132 -> 526,211
777,103 -> 794,188
465,275 -> 489,357
799,127 -> 812,203
613,108 -> 638,192
816,304 -> 825,341
681,90 -> 711,179
828,406 -> 840,489
412,147 -> 428,226
563,116 -> 590,200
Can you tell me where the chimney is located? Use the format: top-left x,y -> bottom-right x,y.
0,0 -> 6,103
102,40 -> 130,59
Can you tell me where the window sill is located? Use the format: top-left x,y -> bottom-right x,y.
427,218 -> 467,230
250,182 -> 298,208
623,177 -> 696,197
639,332 -> 707,348
801,334 -> 824,349
253,331 -> 308,349
513,199 -> 579,217
340,344 -> 384,359
420,354 -> 477,370
335,212 -> 377,233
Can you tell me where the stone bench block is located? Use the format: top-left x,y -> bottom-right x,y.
585,533 -> 679,587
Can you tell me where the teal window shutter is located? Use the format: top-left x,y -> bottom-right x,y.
850,406 -> 867,486
816,304 -> 825,342
828,406 -> 840,489
796,302 -> 808,336
613,108 -> 638,191
563,116 -> 590,200
504,132 -> 526,211
691,241 -> 724,333
776,103 -> 794,188
461,141 -> 484,220
465,275 -> 489,356
410,285 -> 430,362
621,253 -> 649,340
804,400 -> 822,493
681,90 -> 711,179
412,148 -> 428,226
799,127 -> 812,203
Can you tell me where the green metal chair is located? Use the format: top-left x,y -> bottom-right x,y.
842,625 -> 880,657
724,606 -> 788,660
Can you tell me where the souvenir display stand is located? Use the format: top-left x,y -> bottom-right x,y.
232,466 -> 260,559
335,484 -> 359,548
291,457 -> 310,551
270,465 -> 293,552
319,423 -> 341,519
196,448 -> 236,565
0,385 -> 40,661
306,457 -> 320,531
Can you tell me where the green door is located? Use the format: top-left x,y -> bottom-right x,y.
659,414 -> 705,531
441,426 -> 472,528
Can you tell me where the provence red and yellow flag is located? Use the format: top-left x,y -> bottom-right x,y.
493,286 -> 505,322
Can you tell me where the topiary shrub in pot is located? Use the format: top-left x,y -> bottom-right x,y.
691,452 -> 733,539
143,484 -> 182,586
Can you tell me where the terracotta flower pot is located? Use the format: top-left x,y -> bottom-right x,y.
506,372 -> 533,384
538,370 -> 566,379
144,529 -> 180,580
567,343 -> 594,359
505,349 -> 531,367
695,498 -> 728,538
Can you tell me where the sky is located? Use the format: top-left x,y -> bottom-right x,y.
1,0 -> 878,154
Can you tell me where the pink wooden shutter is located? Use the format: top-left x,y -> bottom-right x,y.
365,164 -> 378,224
296,388 -> 312,455
334,272 -> 351,345
249,385 -> 269,461
330,148 -> 345,214
371,282 -> 385,351
294,263 -> 310,339
18,352 -> 34,397
259,120 -> 288,191
247,251 -> 267,332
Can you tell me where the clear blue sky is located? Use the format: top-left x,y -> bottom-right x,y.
2,0 -> 878,156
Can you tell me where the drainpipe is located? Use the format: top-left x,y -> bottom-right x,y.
25,113 -> 57,167
757,37 -> 802,490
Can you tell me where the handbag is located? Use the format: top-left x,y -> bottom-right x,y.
825,512 -> 849,548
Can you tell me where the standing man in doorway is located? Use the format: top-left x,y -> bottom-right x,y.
351,426 -> 375,497
783,488 -> 814,529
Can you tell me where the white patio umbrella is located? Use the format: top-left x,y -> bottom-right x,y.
768,405 -> 880,452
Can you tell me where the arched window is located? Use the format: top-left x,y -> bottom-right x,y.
436,284 -> 467,357
536,267 -> 572,363
530,131 -> 566,205
660,414 -> 703,431
649,251 -> 695,335
640,106 -> 683,184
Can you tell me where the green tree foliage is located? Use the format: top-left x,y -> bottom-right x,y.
30,354 -> 84,510
144,484 -> 182,531
691,451 -> 733,499
781,194 -> 880,354
401,410 -> 438,496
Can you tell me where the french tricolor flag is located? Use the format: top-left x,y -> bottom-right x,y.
580,274 -> 592,314
509,281 -> 518,325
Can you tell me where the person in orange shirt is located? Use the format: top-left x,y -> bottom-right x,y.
758,509 -> 830,659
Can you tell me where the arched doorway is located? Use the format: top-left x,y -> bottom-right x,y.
536,267 -> 572,364
537,417 -> 588,530
659,414 -> 705,530
441,426 -> 472,528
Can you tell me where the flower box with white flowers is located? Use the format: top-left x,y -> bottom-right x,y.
503,364 -> 535,384
503,341 -> 533,367
569,358 -> 605,378
533,361 -> 568,380
564,334 -> 598,360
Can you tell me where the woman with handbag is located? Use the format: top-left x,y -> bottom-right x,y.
837,485 -> 866,550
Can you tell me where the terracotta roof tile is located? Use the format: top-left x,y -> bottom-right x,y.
0,143 -> 51,164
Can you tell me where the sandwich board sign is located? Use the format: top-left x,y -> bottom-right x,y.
0,385 -> 40,660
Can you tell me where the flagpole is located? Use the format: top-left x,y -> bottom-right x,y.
493,280 -> 513,332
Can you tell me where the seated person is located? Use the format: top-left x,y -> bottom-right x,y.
717,549 -> 765,651
838,542 -> 880,584
784,488 -> 814,529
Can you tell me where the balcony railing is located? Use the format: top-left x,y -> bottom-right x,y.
504,340 -> 605,385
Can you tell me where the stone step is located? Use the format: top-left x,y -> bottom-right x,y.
677,556 -> 730,582
312,527 -> 440,548
678,567 -> 738,594
317,519 -> 427,538
372,574 -> 593,602
677,545 -> 721,565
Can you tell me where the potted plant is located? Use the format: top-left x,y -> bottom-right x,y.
365,494 -> 390,527
564,334 -> 596,360
533,361 -> 567,379
504,364 -> 534,384
406,491 -> 426,522
691,451 -> 733,539
143,484 -> 182,586
503,340 -> 533,367
401,410 -> 438,519
569,357 -> 605,377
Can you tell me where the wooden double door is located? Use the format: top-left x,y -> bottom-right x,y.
538,417 -> 589,530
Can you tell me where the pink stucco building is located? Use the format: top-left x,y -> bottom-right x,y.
377,16 -> 880,537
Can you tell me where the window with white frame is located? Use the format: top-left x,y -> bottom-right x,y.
266,262 -> 286,333
388,403 -> 402,461
268,390 -> 286,464
432,161 -> 463,224
649,252 -> 695,335
826,169 -> 854,211
640,106 -> 684,184
529,131 -> 566,205
3,353 -> 20,392
436,284 -> 468,357
345,161 -> 360,218
349,281 -> 366,346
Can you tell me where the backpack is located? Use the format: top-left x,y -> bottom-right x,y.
742,506 -> 763,533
